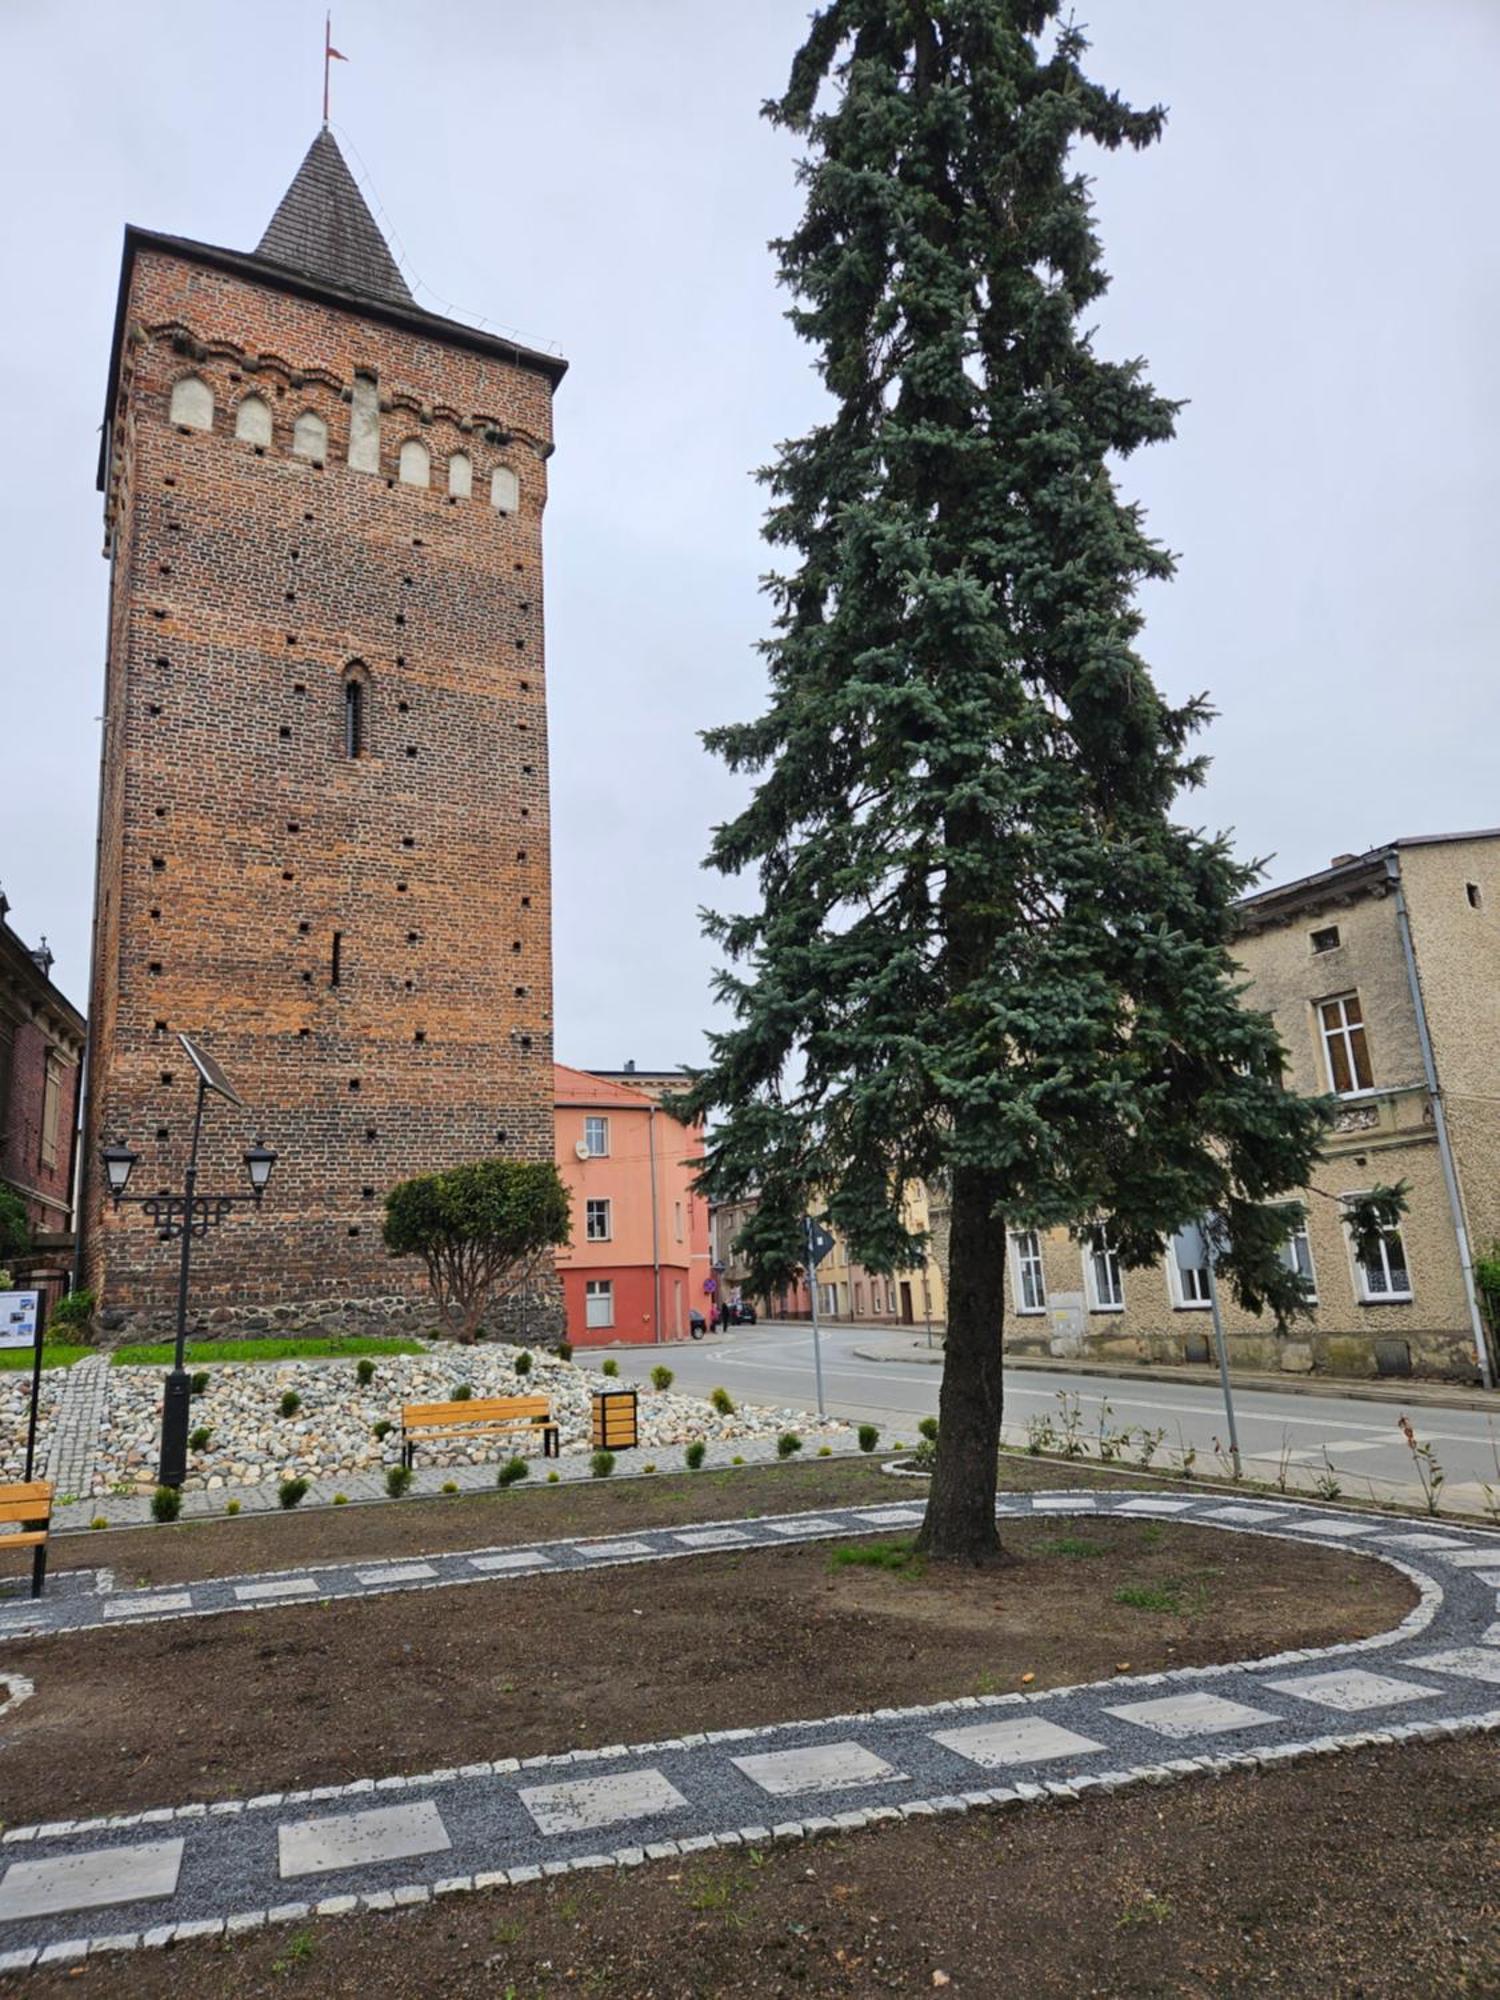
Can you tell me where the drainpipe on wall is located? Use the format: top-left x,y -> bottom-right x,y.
647,1103 -> 662,1344
1385,853 -> 1494,1390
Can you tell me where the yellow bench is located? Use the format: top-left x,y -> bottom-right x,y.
400,1395 -> 559,1470
0,1481 -> 54,1599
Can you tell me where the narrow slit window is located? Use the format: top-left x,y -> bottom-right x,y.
331,932 -> 342,987
344,679 -> 365,758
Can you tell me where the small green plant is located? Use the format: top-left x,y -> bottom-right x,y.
858,1423 -> 880,1454
372,1418 -> 394,1441
1096,1399 -> 1121,1463
591,1448 -> 616,1479
1275,1429 -> 1294,1493
280,1388 -> 301,1418
817,1444 -> 832,1457
643,1460 -> 657,1473
557,1341 -> 573,1361
497,1456 -> 529,1488
710,1386 -> 735,1416
1134,1424 -> 1166,1472
90,1515 -> 108,1530
386,1464 -> 413,1499
189,1425 -> 212,1452
514,1350 -> 533,1376
602,1358 -> 620,1378
685,1441 -> 706,1470
189,1370 -> 210,1396
47,1288 -> 96,1333
917,1415 -> 939,1444
356,1357 -> 376,1386
731,1454 -> 745,1465
1172,1429 -> 1197,1480
442,1479 -> 459,1494
1055,1390 -> 1086,1458
1313,1453 -> 1343,1502
278,1476 -> 309,1510
271,1928 -> 317,1973
1397,1414 -> 1446,1515
650,1364 -> 675,1392
333,1492 -> 348,1505
452,1382 -> 473,1401
151,1484 -> 181,1523
777,1431 -> 803,1459
547,1469 -> 560,1483
1118,1892 -> 1174,1930
1024,1414 -> 1057,1457
828,1539 -> 923,1577
1114,1583 -> 1183,1614
226,1498 -> 241,1516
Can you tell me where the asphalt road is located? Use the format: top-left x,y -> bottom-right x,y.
583,1322 -> 1500,1513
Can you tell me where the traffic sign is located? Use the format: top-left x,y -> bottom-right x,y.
805,1218 -> 835,1267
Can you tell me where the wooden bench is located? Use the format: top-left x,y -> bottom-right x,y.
400,1396 -> 559,1470
0,1481 -> 54,1599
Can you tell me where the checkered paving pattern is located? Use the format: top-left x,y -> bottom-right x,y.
1,1489 -> 1498,1970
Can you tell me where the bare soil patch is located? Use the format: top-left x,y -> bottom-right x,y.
0,1519 -> 1408,1826
11,1737 -> 1496,1999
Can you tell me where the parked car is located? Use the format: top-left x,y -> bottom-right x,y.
689,1309 -> 707,1339
723,1301 -> 758,1326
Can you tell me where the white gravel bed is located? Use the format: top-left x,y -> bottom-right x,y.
85,1345 -> 845,1495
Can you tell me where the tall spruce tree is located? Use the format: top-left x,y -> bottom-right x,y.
692,2 -> 1346,1561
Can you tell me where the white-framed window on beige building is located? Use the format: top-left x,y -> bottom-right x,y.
584,1278 -> 614,1328
885,1281 -> 897,1314
1166,1225 -> 1211,1308
583,1116 -> 609,1156
1277,1215 -> 1317,1298
1010,1230 -> 1047,1313
1084,1228 -> 1124,1311
1344,1198 -> 1412,1302
585,1198 -> 612,1242
1318,992 -> 1374,1095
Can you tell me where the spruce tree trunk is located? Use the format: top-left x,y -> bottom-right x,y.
914,1163 -> 1010,1564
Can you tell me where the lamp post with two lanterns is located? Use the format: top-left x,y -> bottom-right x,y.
101,1033 -> 278,1489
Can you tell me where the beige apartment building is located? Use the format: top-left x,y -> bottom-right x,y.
712,1184 -> 948,1329
1003,831 -> 1499,1382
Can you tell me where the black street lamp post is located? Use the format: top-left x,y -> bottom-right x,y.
102,1035 -> 277,1489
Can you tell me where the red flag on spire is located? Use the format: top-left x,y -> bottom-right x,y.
322,14 -> 348,124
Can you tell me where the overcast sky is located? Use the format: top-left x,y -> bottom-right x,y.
3,1 -> 1498,1075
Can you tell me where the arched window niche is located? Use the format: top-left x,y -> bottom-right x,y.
490,464 -> 519,514
234,395 -> 272,447
399,438 -> 431,488
169,376 -> 213,431
447,451 -> 472,499
292,410 -> 328,461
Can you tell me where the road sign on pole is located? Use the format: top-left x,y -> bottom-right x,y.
1181,1219 -> 1242,1481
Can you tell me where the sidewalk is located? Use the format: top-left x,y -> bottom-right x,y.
839,1327 -> 1495,1414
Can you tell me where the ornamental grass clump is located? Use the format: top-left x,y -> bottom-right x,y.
777,1431 -> 803,1459
514,1350 -> 533,1376
452,1382 -> 473,1401
497,1456 -> 529,1488
280,1389 -> 301,1419
356,1357 -> 376,1386
602,1358 -> 620,1379
189,1426 -> 212,1452
858,1424 -> 880,1454
650,1364 -> 675,1392
710,1386 -> 735,1416
685,1441 -> 706,1471
151,1485 -> 181,1524
278,1477 -> 309,1510
189,1371 -> 210,1396
371,1418 -> 394,1441
385,1464 -> 413,1499
591,1449 -> 616,1479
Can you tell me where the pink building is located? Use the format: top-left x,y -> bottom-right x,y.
554,1064 -> 710,1347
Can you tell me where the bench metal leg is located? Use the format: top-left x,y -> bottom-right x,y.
544,1426 -> 559,1460
402,1439 -> 413,1471
31,1541 -> 47,1600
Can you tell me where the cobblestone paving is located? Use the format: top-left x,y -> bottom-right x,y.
40,1358 -> 108,1501
1,1491 -> 1498,1969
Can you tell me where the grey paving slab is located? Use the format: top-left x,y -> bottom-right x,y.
929,1718 -> 1104,1767
278,1802 -> 451,1880
1262,1669 -> 1444,1712
0,1841 -> 184,1922
1408,1648 -> 1500,1685
1104,1693 -> 1278,1739
1280,1519 -> 1382,1539
1115,1498 -> 1197,1514
671,1528 -> 751,1549
234,1578 -> 318,1602
731,1743 -> 902,1798
1436,1549 -> 1500,1568
354,1564 -> 437,1587
519,1770 -> 688,1837
468,1551 -> 552,1573
103,1595 -> 191,1620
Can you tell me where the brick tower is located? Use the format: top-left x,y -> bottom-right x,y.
81,130 -> 566,1335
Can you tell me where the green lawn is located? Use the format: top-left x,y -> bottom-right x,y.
0,1344 -> 92,1371
111,1334 -> 428,1367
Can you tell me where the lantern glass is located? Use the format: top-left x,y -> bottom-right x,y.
101,1141 -> 140,1197
243,1140 -> 278,1194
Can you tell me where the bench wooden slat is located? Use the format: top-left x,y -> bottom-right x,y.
0,1502 -> 54,1525
0,1483 -> 53,1503
0,1481 -> 53,1597
0,1532 -> 47,1547
402,1397 -> 551,1425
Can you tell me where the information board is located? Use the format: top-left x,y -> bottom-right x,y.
0,1290 -> 41,1350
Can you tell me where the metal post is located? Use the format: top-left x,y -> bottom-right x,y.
23,1299 -> 44,1482
806,1222 -> 827,1420
159,1076 -> 207,1488
1204,1236 -> 1242,1482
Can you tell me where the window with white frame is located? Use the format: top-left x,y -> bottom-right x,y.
820,1283 -> 839,1316
583,1115 -> 609,1157
871,1288 -> 883,1313
1167,1225 -> 1212,1308
1011,1230 -> 1047,1313
1345,1198 -> 1412,1302
584,1278 -> 614,1327
1084,1228 -> 1124,1310
585,1198 -> 611,1242
886,1281 -> 897,1314
1277,1214 -> 1317,1297
1318,992 -> 1374,1095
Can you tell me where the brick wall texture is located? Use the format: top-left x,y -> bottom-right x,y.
82,243 -> 560,1316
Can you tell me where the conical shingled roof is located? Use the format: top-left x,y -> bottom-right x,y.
255,129 -> 414,309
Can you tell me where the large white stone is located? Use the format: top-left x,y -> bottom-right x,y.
519,1769 -> 687,1837
732,1742 -> 902,1798
278,1801 -> 451,1880
0,1839 -> 184,1921
929,1718 -> 1103,1768
1263,1669 -> 1443,1712
1105,1692 -> 1278,1740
